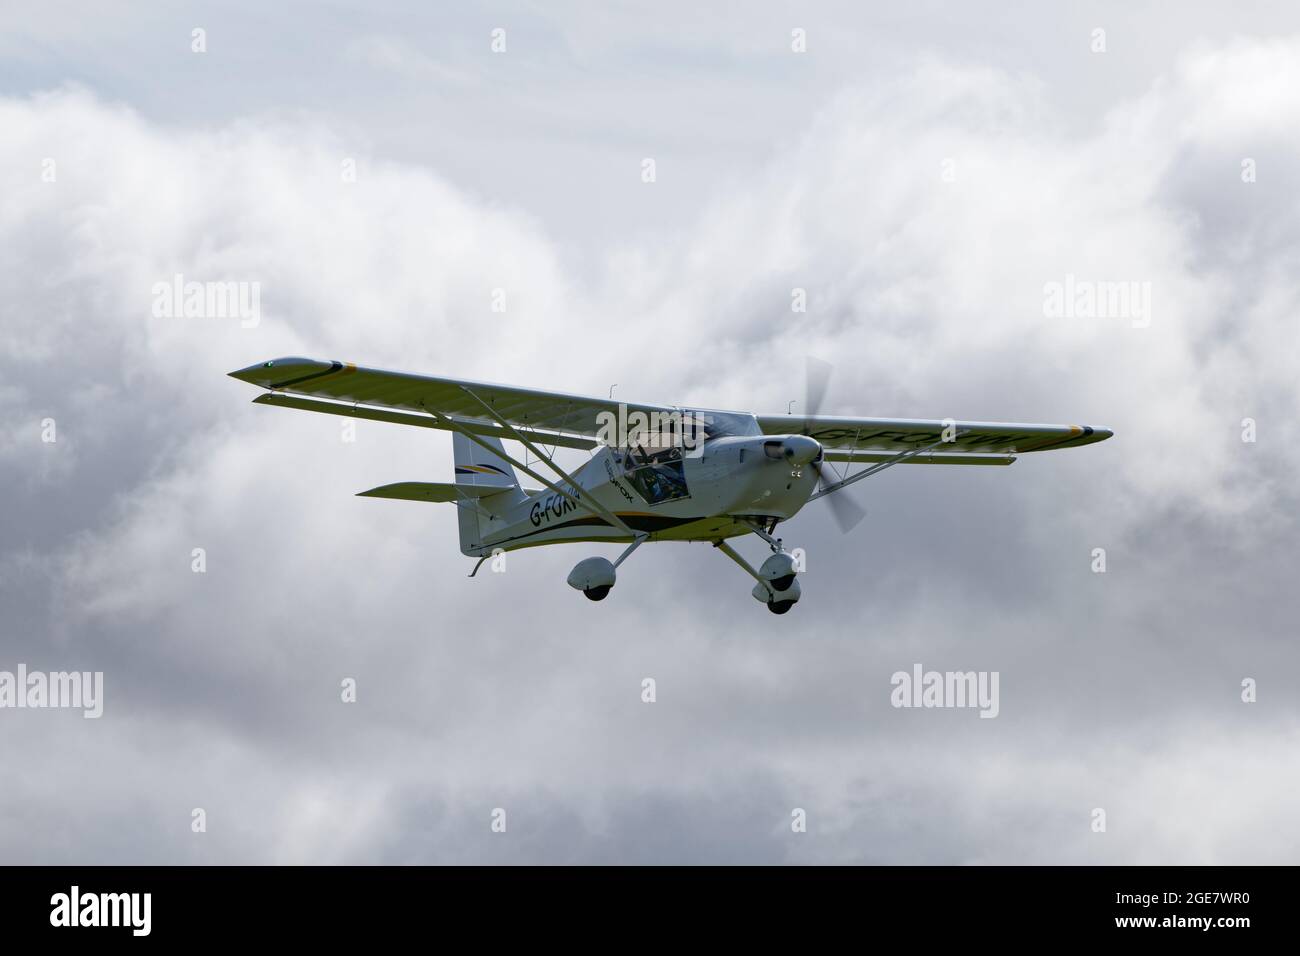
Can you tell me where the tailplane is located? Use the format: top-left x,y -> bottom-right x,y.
453,433 -> 526,555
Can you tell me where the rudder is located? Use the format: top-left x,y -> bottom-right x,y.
453,433 -> 526,555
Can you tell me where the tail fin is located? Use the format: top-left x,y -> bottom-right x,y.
453,433 -> 526,555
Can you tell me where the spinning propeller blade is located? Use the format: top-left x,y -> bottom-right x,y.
810,458 -> 868,533
803,356 -> 833,434
803,356 -> 867,533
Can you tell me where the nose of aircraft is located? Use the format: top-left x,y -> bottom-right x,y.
781,434 -> 822,466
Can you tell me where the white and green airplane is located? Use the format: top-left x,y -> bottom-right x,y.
230,357 -> 1111,613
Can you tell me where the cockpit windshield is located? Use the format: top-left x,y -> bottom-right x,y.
683,409 -> 762,440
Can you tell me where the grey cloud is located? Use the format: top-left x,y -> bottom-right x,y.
1,7 -> 1298,864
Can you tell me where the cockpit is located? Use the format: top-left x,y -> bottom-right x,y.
611,409 -> 761,505
621,443 -> 689,504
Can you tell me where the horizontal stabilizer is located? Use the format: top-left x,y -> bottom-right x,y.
356,482 -> 511,503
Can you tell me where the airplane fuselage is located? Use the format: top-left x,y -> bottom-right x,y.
462,435 -> 821,555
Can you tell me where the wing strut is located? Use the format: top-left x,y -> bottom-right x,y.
420,393 -> 639,540
456,386 -> 642,540
808,434 -> 963,502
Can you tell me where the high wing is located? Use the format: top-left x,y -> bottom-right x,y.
756,413 -> 1111,459
229,357 -> 1112,461
228,356 -> 684,449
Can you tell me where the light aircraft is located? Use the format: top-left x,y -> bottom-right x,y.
229,357 -> 1111,613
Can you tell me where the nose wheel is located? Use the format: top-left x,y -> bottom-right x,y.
712,529 -> 803,613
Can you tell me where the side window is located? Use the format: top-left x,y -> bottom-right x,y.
623,445 -> 690,504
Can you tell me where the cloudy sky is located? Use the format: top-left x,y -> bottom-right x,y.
1,1 -> 1298,864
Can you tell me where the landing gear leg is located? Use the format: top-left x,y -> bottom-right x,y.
713,540 -> 774,599
748,522 -> 784,553
714,539 -> 801,614
742,520 -> 798,590
614,533 -> 649,568
717,523 -> 803,613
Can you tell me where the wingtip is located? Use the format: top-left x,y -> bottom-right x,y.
228,362 -> 268,385
229,357 -> 333,387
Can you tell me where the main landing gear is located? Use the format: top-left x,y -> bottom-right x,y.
566,522 -> 802,614
714,521 -> 803,614
566,534 -> 647,601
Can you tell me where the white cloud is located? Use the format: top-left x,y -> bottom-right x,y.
3,33 -> 1299,862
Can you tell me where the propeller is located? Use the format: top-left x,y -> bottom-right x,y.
803,356 -> 833,435
801,356 -> 867,533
